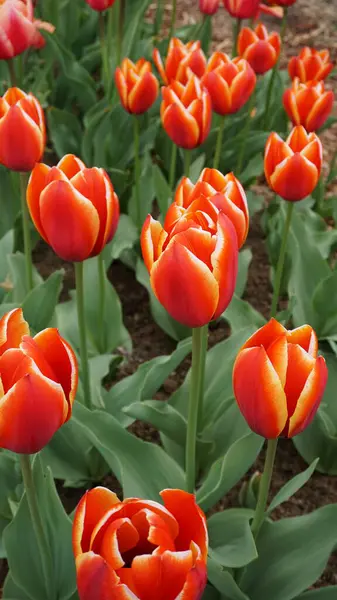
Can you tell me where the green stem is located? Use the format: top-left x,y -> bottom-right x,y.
116,0 -> 124,67
213,116 -> 226,170
133,115 -> 141,231
7,58 -> 17,86
154,0 -> 164,38
235,90 -> 255,175
197,325 -> 208,432
20,172 -> 33,292
232,18 -> 242,58
98,253 -> 106,353
250,439 -> 278,538
263,8 -> 288,129
20,455 -> 52,596
75,262 -> 92,409
270,201 -> 294,318
107,4 -> 114,67
186,326 -> 208,493
99,12 -> 110,97
169,0 -> 177,39
184,149 -> 191,178
169,143 -> 178,191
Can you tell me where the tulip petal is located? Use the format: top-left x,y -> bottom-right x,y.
283,88 -> 300,125
0,308 -> 29,356
264,132 -> 293,187
75,553 -> 137,600
58,154 -> 86,179
141,215 -> 167,272
266,334 -> 288,387
211,212 -> 238,319
244,41 -> 277,74
179,547 -> 207,600
131,550 -> 194,600
287,125 -> 310,152
300,137 -> 323,172
306,91 -> 334,132
153,48 -> 168,84
240,318 -> 286,351
286,324 -> 318,357
162,103 -> 199,149
284,343 -> 316,418
202,72 -> 232,115
270,153 -> 319,201
73,488 -> 121,557
101,518 -> 139,570
0,104 -> 43,171
230,63 -> 256,113
128,72 -> 159,115
115,68 -> 129,111
130,508 -> 175,553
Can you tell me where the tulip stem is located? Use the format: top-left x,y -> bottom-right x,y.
154,0 -> 164,38
263,8 -> 288,130
99,12 -> 111,98
184,150 -> 191,178
20,455 -> 53,596
98,253 -> 106,353
116,0 -> 124,68
169,143 -> 178,192
75,262 -> 92,409
213,116 -> 226,170
250,438 -> 278,538
133,115 -> 142,231
197,324 -> 208,432
20,172 -> 34,292
270,201 -> 294,318
169,0 -> 177,39
232,18 -> 242,58
235,90 -> 255,176
186,325 -> 208,493
7,59 -> 17,86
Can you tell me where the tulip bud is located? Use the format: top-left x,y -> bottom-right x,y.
233,319 -> 328,439
283,78 -> 334,132
27,154 -> 120,262
73,487 -> 208,600
161,75 -> 212,149
115,58 -> 159,115
0,308 -> 78,453
238,23 -> 281,74
264,125 -> 323,202
84,0 -> 115,9
223,0 -> 260,18
153,38 -> 206,85
199,0 -> 220,14
288,48 -> 334,83
202,52 -> 256,116
0,87 -> 45,171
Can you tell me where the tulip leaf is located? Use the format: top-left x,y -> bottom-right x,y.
267,458 -> 319,514
240,504 -> 337,600
2,572 -> 32,600
208,508 -> 257,569
235,248 -> 252,299
6,254 -> 43,303
297,588 -> 337,599
207,555 -> 251,600
47,108 -> 82,158
152,164 -> 173,218
123,400 -> 188,446
0,452 -> 21,558
0,229 -> 14,303
108,214 -> 138,262
21,270 -> 64,333
312,270 -> 337,339
202,584 -> 221,600
0,168 -> 20,239
222,295 -> 266,331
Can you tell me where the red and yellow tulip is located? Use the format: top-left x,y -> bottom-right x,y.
85,0 -> 116,9
288,47 -> 334,83
238,23 -> 281,74
153,38 -> 206,85
115,58 -> 159,115
199,0 -> 220,14
0,0 -> 54,59
283,78 -> 334,132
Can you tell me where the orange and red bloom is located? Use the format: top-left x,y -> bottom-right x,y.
283,78 -> 334,132
173,168 -> 249,248
288,48 -> 334,83
0,87 -> 45,171
115,59 -> 159,115
153,38 -> 206,85
223,0 -> 259,18
85,0 -> 116,9
266,0 -> 296,5
199,0 -> 220,14
233,319 -> 328,439
238,23 -> 281,74
264,125 -> 322,201
201,53 -> 256,115
141,185 -> 238,328
27,154 -> 120,262
0,308 -> 78,454
0,0 -> 54,59
72,487 -> 208,600
161,75 -> 212,149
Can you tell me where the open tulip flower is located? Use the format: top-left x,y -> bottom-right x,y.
201,53 -> 256,116
115,58 -> 159,115
161,75 -> 212,149
0,308 -> 78,454
288,47 -> 334,83
283,78 -> 334,132
0,0 -> 54,59
264,125 -> 322,201
233,319 -> 328,438
0,87 -> 45,171
153,38 -> 206,85
173,168 -> 249,248
27,154 -> 120,262
238,23 -> 281,74
73,487 -> 208,600
142,193 -> 238,327
85,0 -> 116,9
199,0 -> 220,14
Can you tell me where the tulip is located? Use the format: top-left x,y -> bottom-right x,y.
288,47 -> 334,83
199,0 -> 220,14
172,168 -> 249,248
0,0 -> 54,60
233,318 -> 328,438
27,154 -> 120,262
161,75 -> 212,150
141,200 -> 238,328
283,78 -> 334,132
238,23 -> 281,74
0,87 -> 45,172
73,487 -> 208,600
266,0 -> 296,5
0,308 -> 78,454
153,38 -> 206,85
264,125 -> 323,202
115,58 -> 159,115
223,0 -> 260,18
85,0 -> 115,9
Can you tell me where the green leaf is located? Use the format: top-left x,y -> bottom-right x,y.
47,108 -> 82,158
267,458 -> 319,514
236,249 -> 252,298
297,588 -> 337,599
0,168 -> 20,238
152,164 -> 172,218
0,452 -> 21,558
22,270 -> 64,332
108,214 -> 138,261
2,572 -> 32,600
207,556 -> 251,600
222,295 -> 266,331
123,400 -> 188,446
6,254 -> 43,303
0,229 -> 14,303
202,584 -> 221,600
208,508 -> 257,569
312,270 -> 337,338
189,154 -> 205,182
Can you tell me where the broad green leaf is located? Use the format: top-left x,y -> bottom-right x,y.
22,270 -> 64,332
202,585 -> 221,600
208,509 -> 256,569
152,164 -> 172,218
6,254 -> 43,303
108,214 -> 138,261
189,154 -> 205,182
2,572 -> 32,600
312,270 -> 337,338
236,249 -> 252,298
47,108 -> 82,158
0,168 -> 20,238
297,588 -> 337,599
0,452 -> 21,558
207,556 -> 251,600
0,229 -> 14,303
222,296 -> 266,331
123,400 -> 187,446
267,458 -> 319,514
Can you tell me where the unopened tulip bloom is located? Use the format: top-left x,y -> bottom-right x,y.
153,38 -> 206,85
0,87 -> 45,171
283,78 -> 334,132
199,0 -> 220,14
202,53 -> 256,115
0,0 -> 54,59
265,125 -> 322,201
223,0 -> 260,17
288,48 -> 334,83
73,487 -> 208,600
172,168 -> 249,248
27,154 -> 120,261
115,58 -> 159,114
85,0 -> 115,9
0,308 -> 78,453
161,75 -> 212,149
233,319 -> 328,438
238,23 -> 281,74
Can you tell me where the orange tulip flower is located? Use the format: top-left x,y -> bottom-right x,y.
172,168 -> 249,248
142,194 -> 238,327
73,487 -> 208,600
288,48 -> 334,83
161,75 -> 212,150
201,53 -> 256,115
224,0 -> 283,18
0,308 -> 78,454
115,58 -> 159,115
233,319 -> 328,438
0,0 -> 54,59
199,0 -> 220,14
264,125 -> 322,201
0,87 -> 45,171
27,154 -> 120,262
283,78 -> 334,133
238,23 -> 281,74
153,38 -> 206,85
85,0 -> 115,9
